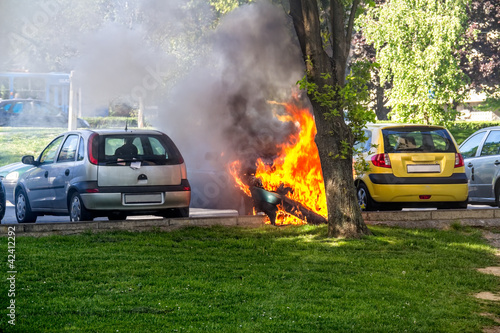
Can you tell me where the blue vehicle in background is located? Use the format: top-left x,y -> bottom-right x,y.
0,99 -> 89,128
0,72 -> 70,113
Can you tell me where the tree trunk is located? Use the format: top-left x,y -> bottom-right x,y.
290,0 -> 371,238
313,99 -> 371,237
375,74 -> 390,120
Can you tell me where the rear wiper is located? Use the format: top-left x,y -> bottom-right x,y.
104,159 -> 137,165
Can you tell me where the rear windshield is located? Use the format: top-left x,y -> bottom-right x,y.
382,127 -> 456,153
98,133 -> 183,165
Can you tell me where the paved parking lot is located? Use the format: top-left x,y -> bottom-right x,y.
1,203 -> 239,224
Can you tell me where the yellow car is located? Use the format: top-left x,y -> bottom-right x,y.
354,124 -> 468,211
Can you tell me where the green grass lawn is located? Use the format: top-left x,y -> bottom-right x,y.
1,225 -> 499,332
0,128 -> 62,166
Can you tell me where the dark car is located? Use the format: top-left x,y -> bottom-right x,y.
0,99 -> 89,128
0,181 -> 5,222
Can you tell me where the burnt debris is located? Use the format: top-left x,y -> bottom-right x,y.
249,183 -> 327,225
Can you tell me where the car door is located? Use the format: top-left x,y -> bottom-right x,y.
23,135 -> 64,209
51,134 -> 80,211
460,130 -> 487,201
471,130 -> 500,202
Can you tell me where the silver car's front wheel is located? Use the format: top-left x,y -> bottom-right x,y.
15,189 -> 37,223
69,193 -> 93,222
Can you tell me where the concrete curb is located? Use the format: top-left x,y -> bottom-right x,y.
0,215 -> 268,237
3,209 -> 500,237
362,209 -> 500,229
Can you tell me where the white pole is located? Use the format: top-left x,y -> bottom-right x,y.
138,96 -> 144,128
68,70 -> 77,131
78,87 -> 82,117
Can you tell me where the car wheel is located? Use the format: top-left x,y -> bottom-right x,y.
108,212 -> 127,221
357,183 -> 377,211
15,189 -> 37,223
496,186 -> 500,207
0,185 -> 6,222
69,193 -> 93,222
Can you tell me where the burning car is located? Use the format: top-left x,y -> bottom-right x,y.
229,102 -> 327,225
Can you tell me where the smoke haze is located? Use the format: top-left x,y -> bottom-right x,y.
0,0 -> 306,209
160,2 -> 304,167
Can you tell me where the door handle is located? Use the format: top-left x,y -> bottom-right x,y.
467,163 -> 473,167
65,169 -> 70,176
44,171 -> 48,178
495,160 -> 500,166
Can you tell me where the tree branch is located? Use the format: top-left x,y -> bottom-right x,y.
289,0 -> 307,58
345,0 -> 360,51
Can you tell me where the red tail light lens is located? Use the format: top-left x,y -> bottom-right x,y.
371,153 -> 391,168
88,133 -> 99,165
454,153 -> 464,168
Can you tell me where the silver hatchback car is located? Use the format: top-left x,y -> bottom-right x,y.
459,126 -> 500,206
15,129 -> 191,223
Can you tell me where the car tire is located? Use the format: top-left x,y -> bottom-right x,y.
0,184 -> 6,222
69,193 -> 93,222
496,186 -> 500,207
108,212 -> 127,221
357,183 -> 377,211
15,189 -> 37,223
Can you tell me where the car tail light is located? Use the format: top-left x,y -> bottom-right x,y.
86,188 -> 100,193
454,153 -> 464,168
88,133 -> 99,165
419,195 -> 431,199
371,153 -> 391,168
181,179 -> 190,191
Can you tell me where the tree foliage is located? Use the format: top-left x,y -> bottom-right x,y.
360,0 -> 470,125
210,0 -> 253,16
461,0 -> 500,96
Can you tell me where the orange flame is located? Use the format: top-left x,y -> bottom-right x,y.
230,102 -> 327,224
228,160 -> 251,196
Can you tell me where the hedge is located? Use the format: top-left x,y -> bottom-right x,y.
84,117 -> 149,129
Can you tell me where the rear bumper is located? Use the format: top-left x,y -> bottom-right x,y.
368,182 -> 468,203
369,173 -> 468,185
81,191 -> 191,211
75,180 -> 191,211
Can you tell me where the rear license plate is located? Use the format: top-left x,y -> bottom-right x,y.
124,193 -> 163,204
407,164 -> 441,173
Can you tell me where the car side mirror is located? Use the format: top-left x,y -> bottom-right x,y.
21,155 -> 37,165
